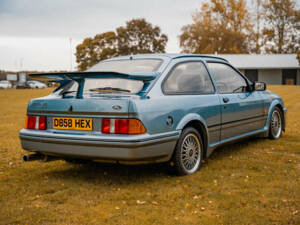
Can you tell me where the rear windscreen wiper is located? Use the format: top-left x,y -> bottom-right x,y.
88,87 -> 131,93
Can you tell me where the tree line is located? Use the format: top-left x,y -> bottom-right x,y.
76,19 -> 167,71
76,0 -> 300,71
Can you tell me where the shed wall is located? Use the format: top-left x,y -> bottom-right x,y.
258,69 -> 282,84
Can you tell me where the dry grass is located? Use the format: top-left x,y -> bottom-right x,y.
0,86 -> 299,225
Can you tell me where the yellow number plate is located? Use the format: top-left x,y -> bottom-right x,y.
53,117 -> 93,131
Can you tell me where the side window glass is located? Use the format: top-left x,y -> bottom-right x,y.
208,63 -> 247,94
163,62 -> 214,94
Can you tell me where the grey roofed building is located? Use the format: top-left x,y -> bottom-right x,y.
214,54 -> 300,85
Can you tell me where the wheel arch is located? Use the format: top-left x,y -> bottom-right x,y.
266,100 -> 286,131
274,103 -> 285,131
176,114 -> 209,158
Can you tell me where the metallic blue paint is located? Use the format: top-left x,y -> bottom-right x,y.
19,54 -> 286,162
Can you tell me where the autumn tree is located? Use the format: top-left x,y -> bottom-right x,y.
297,49 -> 300,64
76,32 -> 118,71
117,19 -> 168,55
261,0 -> 300,53
75,19 -> 168,71
179,0 -> 253,54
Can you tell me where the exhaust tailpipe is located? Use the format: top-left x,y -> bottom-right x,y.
23,154 -> 59,162
23,153 -> 43,162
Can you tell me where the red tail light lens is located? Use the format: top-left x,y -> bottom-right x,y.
115,119 -> 129,134
38,116 -> 46,130
25,115 -> 47,130
25,116 -> 36,129
101,118 -> 146,134
102,118 -> 110,134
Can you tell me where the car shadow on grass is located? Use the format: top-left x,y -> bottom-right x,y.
42,161 -> 171,185
39,136 -> 267,184
208,136 -> 266,161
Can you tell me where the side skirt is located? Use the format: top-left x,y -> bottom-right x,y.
206,127 -> 268,157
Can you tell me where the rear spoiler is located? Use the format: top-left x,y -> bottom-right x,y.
29,71 -> 159,82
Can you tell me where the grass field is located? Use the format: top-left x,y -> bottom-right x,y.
0,86 -> 299,225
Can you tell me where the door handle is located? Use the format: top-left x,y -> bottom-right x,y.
223,97 -> 229,103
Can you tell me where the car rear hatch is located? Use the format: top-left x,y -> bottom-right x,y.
27,71 -> 157,133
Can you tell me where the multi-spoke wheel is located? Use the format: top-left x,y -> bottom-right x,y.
172,127 -> 203,175
269,107 -> 283,139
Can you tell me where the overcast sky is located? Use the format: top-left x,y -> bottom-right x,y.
1,0 -> 252,71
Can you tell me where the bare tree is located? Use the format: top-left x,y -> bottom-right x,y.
261,0 -> 300,53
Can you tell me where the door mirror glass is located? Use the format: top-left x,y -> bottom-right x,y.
254,82 -> 266,91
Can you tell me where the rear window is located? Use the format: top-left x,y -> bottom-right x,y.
88,59 -> 162,73
53,78 -> 145,97
83,78 -> 144,95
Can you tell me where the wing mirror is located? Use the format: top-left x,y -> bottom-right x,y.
253,82 -> 266,91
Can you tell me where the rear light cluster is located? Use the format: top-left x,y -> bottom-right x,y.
102,118 -> 146,135
25,115 -> 47,130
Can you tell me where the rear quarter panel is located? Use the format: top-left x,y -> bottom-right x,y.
131,95 -> 220,136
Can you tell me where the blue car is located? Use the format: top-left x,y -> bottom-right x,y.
19,54 -> 286,175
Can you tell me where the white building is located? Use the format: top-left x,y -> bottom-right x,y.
216,54 -> 300,85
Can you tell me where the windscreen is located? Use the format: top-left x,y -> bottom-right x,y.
88,59 -> 162,73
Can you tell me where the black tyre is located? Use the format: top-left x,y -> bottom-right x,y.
268,107 -> 283,139
172,127 -> 203,176
65,158 -> 91,164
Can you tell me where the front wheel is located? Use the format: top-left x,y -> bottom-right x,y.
172,127 -> 203,176
268,107 -> 283,139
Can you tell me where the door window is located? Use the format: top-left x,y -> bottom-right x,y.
163,62 -> 214,94
208,63 -> 248,94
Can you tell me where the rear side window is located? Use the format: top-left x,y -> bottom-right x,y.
54,81 -> 78,96
163,62 -> 214,94
208,63 -> 248,94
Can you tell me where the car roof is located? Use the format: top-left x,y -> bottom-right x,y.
103,53 -> 228,63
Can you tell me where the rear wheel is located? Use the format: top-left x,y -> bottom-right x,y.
172,127 -> 203,176
268,107 -> 283,139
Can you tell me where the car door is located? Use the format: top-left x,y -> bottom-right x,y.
207,62 -> 265,140
161,60 -> 222,144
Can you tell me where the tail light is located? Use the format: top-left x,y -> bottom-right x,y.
25,116 -> 36,129
25,115 -> 47,130
38,116 -> 46,130
101,118 -> 146,134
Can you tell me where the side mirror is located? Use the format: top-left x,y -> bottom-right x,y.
253,82 -> 266,91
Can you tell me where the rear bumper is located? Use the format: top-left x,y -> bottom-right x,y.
19,129 -> 179,162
